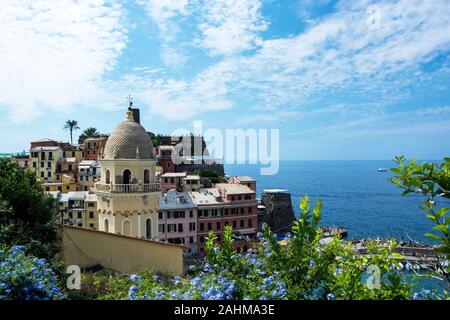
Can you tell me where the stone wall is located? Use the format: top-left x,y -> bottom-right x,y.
260,190 -> 296,233
63,225 -> 184,275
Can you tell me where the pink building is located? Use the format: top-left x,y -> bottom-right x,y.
158,190 -> 197,255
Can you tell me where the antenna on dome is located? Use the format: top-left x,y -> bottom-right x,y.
126,94 -> 133,110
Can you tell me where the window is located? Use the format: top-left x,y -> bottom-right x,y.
248,219 -> 253,227
232,220 -> 237,228
200,236 -> 205,243
68,164 -> 73,171
89,223 -> 94,228
78,223 -> 82,227
178,223 -> 183,232
105,170 -> 110,184
216,222 -> 221,230
224,208 -> 228,215
41,162 -> 44,167
72,151 -> 75,157
240,220 -> 244,228
123,169 -> 131,184
248,207 -> 252,213
49,152 -> 53,159
78,212 -> 82,219
146,219 -> 152,239
158,212 -> 163,219
207,223 -> 212,231
47,171 -> 51,178
68,212 -> 73,218
158,224 -> 165,233
200,223 -> 204,231
66,186 -> 70,190
189,237 -> 194,244
40,172 -> 44,178
45,187 -> 50,191
88,203 -> 94,207
89,212 -> 94,219
189,222 -> 196,231
189,210 -> 193,218
144,169 -> 150,184
33,162 -> 36,168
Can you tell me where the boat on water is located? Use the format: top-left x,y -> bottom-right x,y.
378,168 -> 388,172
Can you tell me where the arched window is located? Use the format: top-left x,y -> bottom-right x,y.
146,218 -> 152,239
123,169 -> 131,184
123,220 -> 131,236
104,219 -> 109,232
144,169 -> 150,184
105,169 -> 110,184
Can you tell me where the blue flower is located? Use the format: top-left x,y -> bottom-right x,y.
129,274 -> 140,282
173,276 -> 182,284
333,268 -> 343,276
309,260 -> 315,268
327,293 -> 335,300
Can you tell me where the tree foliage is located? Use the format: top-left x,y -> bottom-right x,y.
390,156 -> 450,283
63,119 -> 80,145
77,127 -> 104,144
0,159 -> 60,260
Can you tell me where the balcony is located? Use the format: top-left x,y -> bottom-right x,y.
96,183 -> 161,193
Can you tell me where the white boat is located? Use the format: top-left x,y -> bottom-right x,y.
378,168 -> 387,172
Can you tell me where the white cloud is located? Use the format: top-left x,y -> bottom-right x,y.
195,0 -> 268,56
0,0 -> 127,122
127,0 -> 450,122
137,0 -> 192,66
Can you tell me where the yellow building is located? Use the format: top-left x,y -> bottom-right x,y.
55,191 -> 98,229
29,146 -> 64,183
95,110 -> 161,239
48,191 -> 98,229
29,142 -> 84,193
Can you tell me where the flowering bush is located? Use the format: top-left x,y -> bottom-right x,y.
0,245 -> 65,300
113,196 -> 414,300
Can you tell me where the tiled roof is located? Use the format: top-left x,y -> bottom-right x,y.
189,188 -> 225,205
159,190 -> 196,209
215,183 -> 255,195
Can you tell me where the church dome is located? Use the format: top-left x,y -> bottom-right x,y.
103,111 -> 154,160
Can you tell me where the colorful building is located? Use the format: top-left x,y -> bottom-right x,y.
190,183 -> 258,255
78,160 -> 101,191
51,191 -> 98,229
158,190 -> 197,254
84,137 -> 108,160
160,172 -> 201,192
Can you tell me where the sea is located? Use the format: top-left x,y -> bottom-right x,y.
226,160 -> 450,292
225,160 -> 449,245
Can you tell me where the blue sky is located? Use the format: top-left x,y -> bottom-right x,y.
0,0 -> 449,160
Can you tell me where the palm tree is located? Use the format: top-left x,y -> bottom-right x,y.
63,120 -> 80,145
78,127 -> 100,144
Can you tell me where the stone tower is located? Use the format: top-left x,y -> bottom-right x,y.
95,110 -> 160,239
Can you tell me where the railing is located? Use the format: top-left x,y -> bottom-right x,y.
95,183 -> 161,193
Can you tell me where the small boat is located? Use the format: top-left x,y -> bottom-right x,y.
378,168 -> 388,172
